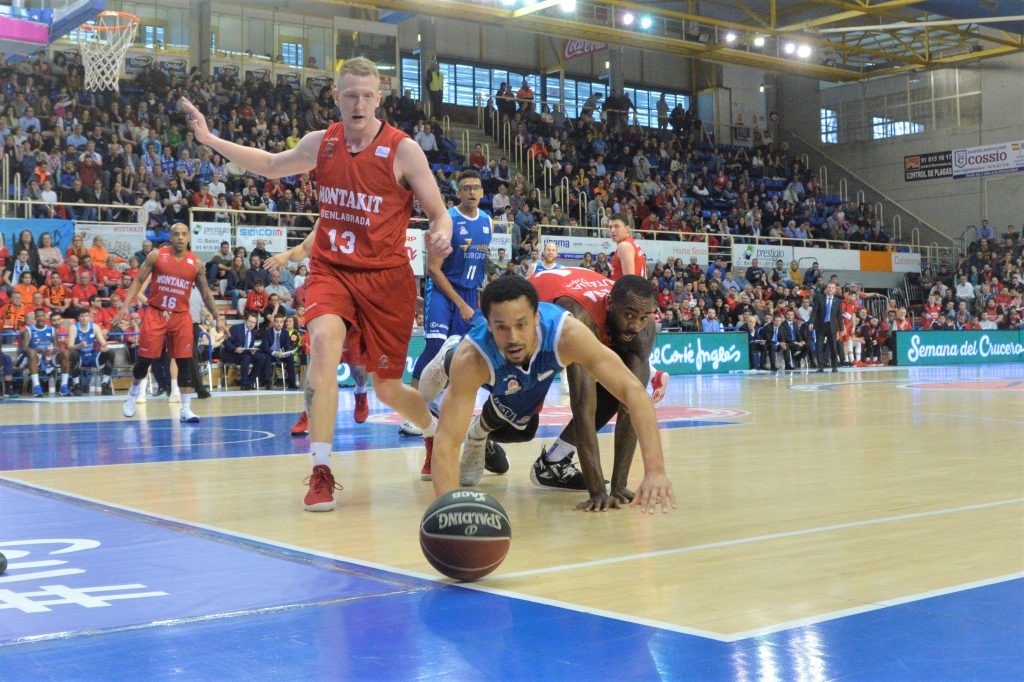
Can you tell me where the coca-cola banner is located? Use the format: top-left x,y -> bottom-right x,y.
563,39 -> 607,60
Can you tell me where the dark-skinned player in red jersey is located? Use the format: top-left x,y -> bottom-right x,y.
121,222 -> 220,423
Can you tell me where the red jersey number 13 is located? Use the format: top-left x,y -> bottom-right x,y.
327,228 -> 356,255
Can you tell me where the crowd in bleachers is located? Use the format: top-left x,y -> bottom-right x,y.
0,51 -> 1021,393
460,85 -> 898,253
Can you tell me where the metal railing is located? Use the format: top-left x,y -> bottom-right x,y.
786,128 -> 955,248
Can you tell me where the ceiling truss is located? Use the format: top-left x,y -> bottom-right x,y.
339,0 -> 1023,81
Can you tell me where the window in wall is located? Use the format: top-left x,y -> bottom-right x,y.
820,108 -> 838,144
280,42 -> 304,67
401,55 -> 420,100
398,55 -> 687,129
626,87 -> 690,128
872,116 -> 924,139
142,24 -> 165,49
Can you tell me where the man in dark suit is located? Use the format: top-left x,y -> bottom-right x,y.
224,312 -> 268,390
800,320 -> 818,368
757,311 -> 793,371
812,281 -> 841,372
260,313 -> 300,389
784,309 -> 808,369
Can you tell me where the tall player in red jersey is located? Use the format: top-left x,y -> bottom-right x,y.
608,213 -> 647,280
121,222 -> 220,423
528,268 -> 667,510
182,57 -> 453,512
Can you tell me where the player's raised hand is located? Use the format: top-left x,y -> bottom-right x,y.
180,98 -> 212,144
425,230 -> 452,259
263,251 -> 291,272
630,471 -> 677,515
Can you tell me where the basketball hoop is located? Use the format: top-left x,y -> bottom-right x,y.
77,10 -> 139,92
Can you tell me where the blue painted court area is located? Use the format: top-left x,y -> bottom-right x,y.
1,480 -> 1021,680
0,401 -> 734,471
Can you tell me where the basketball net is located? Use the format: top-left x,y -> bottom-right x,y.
77,10 -> 139,92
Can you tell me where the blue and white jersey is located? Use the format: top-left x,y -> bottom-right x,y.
75,321 -> 98,363
465,302 -> 569,427
442,206 -> 492,289
424,206 -> 492,340
28,324 -> 56,371
28,324 -> 56,352
533,261 -> 563,273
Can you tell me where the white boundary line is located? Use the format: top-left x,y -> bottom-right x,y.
498,498 -> 1024,578
4,478 -> 1021,644
727,572 -> 1024,641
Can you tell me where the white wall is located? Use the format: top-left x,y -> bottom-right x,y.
774,54 -> 1024,241
401,16 -> 693,92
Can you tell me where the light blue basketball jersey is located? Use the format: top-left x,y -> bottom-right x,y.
533,261 -> 563,273
464,302 -> 568,427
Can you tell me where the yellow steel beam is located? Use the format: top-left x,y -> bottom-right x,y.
512,0 -> 562,19
334,0 -> 1020,81
728,0 -> 770,29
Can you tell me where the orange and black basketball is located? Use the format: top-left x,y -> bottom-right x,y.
420,490 -> 511,581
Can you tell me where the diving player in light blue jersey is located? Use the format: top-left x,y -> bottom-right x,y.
22,308 -> 70,396
425,276 -> 677,515
402,169 -> 494,439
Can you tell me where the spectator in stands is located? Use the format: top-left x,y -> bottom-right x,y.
68,269 -> 98,312
1,290 -> 28,332
955,274 -> 975,303
206,241 -> 234,286
701,307 -> 723,332
414,122 -> 439,164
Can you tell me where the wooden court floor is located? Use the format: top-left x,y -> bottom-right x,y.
4,365 -> 1022,635
1,364 -> 1022,677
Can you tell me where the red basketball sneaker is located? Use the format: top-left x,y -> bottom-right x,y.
304,464 -> 341,512
353,393 -> 369,424
420,437 -> 433,481
291,411 -> 309,436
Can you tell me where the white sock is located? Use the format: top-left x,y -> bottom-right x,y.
128,383 -> 140,398
181,392 -> 192,410
311,441 -> 331,468
467,414 -> 488,441
171,381 -> 179,393
102,376 -> 110,385
31,374 -> 39,387
544,438 -> 575,462
354,384 -> 367,395
422,414 -> 438,438
61,373 -> 69,385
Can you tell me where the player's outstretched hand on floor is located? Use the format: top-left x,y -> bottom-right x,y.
630,472 -> 677,515
575,492 -> 624,512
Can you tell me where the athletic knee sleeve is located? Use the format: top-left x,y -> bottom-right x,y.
132,358 -> 153,381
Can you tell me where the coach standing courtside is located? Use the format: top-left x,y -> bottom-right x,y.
812,281 -> 841,373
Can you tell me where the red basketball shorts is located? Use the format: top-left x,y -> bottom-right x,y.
304,263 -> 415,380
138,307 -> 193,359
